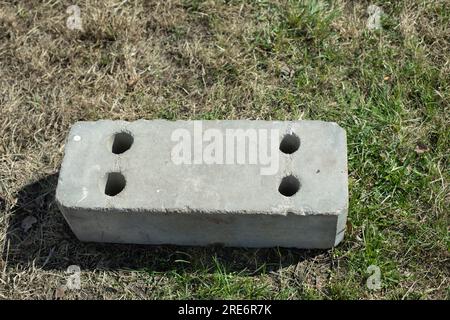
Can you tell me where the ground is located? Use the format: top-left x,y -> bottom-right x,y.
0,0 -> 448,299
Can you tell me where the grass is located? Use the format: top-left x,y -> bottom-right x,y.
0,0 -> 448,299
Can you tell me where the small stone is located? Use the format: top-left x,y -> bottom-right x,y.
367,5 -> 383,31
21,216 -> 37,232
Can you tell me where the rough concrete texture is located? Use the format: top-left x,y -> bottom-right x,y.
56,120 -> 348,248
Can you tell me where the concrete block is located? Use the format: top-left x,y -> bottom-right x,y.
56,120 -> 348,248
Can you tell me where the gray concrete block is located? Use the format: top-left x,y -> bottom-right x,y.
56,120 -> 348,248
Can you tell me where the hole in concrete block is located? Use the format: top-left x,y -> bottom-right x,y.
112,131 -> 134,154
279,133 -> 300,154
104,172 -> 126,196
278,175 -> 300,197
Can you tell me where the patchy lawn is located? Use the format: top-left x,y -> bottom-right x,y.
0,0 -> 448,299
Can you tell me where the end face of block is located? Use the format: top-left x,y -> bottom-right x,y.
56,120 -> 348,248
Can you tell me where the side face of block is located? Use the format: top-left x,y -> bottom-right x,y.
56,120 -> 348,248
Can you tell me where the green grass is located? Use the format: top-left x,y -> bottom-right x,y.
0,0 -> 448,299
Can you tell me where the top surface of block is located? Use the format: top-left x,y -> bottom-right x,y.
56,120 -> 348,216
